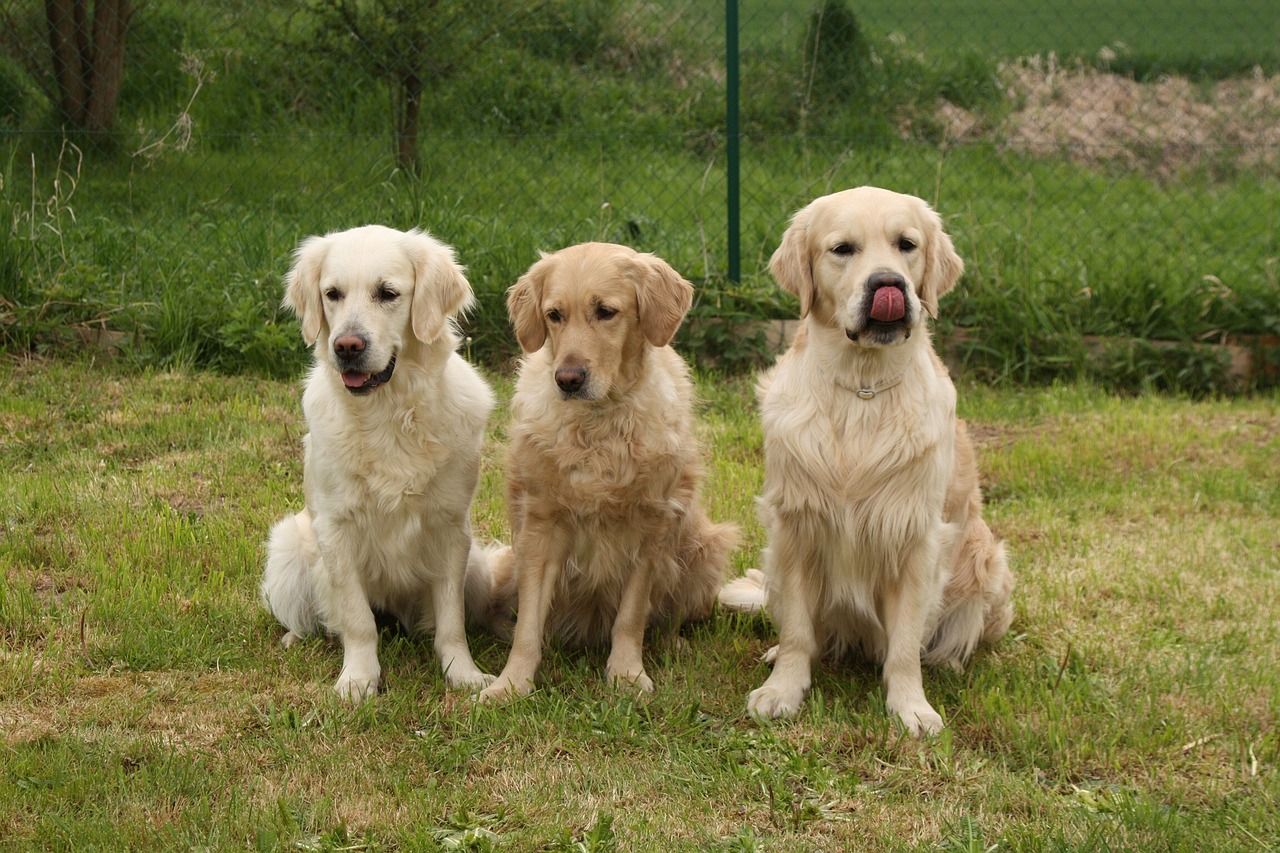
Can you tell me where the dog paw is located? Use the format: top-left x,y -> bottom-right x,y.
475,675 -> 533,706
280,631 -> 302,649
747,683 -> 805,719
334,671 -> 379,702
890,701 -> 944,737
446,668 -> 496,692
607,667 -> 654,694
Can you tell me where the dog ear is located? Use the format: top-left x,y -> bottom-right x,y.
770,206 -> 815,319
507,253 -> 550,353
409,230 -> 473,345
283,235 -> 330,347
633,252 -> 694,347
918,203 -> 965,319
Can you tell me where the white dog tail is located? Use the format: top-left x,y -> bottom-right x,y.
465,541 -> 516,641
717,568 -> 768,614
261,510 -> 323,640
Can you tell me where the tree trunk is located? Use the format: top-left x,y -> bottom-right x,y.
46,0 -> 88,126
84,0 -> 130,133
44,0 -> 131,134
396,72 -> 423,175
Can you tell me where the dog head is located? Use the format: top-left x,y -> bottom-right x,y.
506,242 -> 693,400
770,187 -> 963,347
283,225 -> 472,395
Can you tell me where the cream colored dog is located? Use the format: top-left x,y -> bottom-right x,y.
477,242 -> 739,703
260,224 -> 498,701
719,188 -> 1014,735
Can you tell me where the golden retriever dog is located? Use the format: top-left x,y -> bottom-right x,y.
260,224 -> 500,701
476,242 -> 739,703
718,187 -> 1014,735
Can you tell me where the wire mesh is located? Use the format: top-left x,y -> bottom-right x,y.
1,0 -> 1277,386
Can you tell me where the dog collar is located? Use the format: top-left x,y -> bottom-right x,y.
832,369 -> 906,400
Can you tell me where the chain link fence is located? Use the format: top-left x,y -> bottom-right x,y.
2,1 -> 1277,389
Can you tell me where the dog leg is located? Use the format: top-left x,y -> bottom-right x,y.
605,552 -> 659,693
476,521 -> 566,704
311,525 -> 381,701
327,574 -> 381,701
748,529 -> 822,719
881,555 -> 944,736
433,532 -> 495,692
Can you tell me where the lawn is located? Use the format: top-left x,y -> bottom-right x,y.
2,356 -> 1278,850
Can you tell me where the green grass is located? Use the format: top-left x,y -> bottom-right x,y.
740,0 -> 1280,78
2,357 -> 1278,850
3,0 -> 1279,389
5,135 -> 1277,388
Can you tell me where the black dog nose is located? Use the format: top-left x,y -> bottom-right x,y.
867,271 -> 906,290
333,335 -> 367,358
555,366 -> 587,394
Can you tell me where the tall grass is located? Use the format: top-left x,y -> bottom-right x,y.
2,0 -> 1277,390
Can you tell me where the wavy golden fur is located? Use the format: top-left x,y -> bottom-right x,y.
718,188 -> 1014,735
478,242 -> 739,702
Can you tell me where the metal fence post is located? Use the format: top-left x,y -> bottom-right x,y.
725,0 -> 740,286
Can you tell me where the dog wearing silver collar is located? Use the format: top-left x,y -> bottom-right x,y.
260,225 -> 502,701
718,187 -> 1014,736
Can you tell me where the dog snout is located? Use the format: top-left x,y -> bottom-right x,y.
867,271 -> 906,292
555,365 -> 588,395
865,271 -> 909,325
333,335 -> 367,360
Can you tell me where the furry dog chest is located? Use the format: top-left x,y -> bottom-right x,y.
762,365 -> 954,566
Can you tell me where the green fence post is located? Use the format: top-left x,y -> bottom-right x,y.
726,0 -> 740,286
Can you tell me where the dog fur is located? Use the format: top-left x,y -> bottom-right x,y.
718,188 -> 1014,735
477,242 -> 739,703
260,224 -> 499,701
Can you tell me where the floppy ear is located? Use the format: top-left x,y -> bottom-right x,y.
283,235 -> 330,347
408,230 -> 473,344
507,253 -> 551,353
769,206 -> 815,319
633,252 -> 694,347
917,203 -> 965,319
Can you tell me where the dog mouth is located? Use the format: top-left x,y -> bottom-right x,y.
848,281 -> 912,343
341,356 -> 396,395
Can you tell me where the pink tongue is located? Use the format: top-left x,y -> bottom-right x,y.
870,286 -> 905,322
342,371 -> 369,388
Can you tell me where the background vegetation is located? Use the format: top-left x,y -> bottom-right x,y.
0,0 -> 1277,391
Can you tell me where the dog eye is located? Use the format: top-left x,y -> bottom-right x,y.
831,242 -> 857,256
375,285 -> 399,303
324,288 -> 343,302
595,305 -> 618,321
897,237 -> 918,252
546,309 -> 563,324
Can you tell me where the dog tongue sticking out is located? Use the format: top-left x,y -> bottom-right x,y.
342,371 -> 370,389
869,286 -> 905,322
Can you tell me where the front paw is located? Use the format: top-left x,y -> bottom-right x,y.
888,699 -> 944,737
334,669 -> 379,702
446,666 -> 496,692
606,666 -> 654,694
475,674 -> 533,706
748,680 -> 807,719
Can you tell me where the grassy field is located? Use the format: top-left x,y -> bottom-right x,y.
2,356 -> 1278,850
740,0 -> 1280,77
